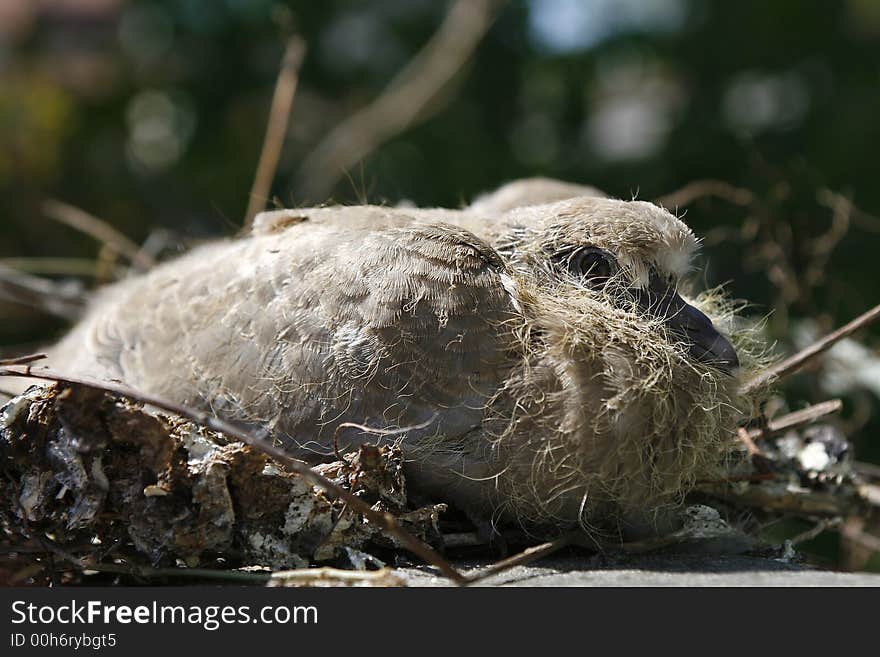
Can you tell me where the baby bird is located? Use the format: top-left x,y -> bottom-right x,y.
30,181 -> 751,534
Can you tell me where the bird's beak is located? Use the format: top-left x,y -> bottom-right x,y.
633,275 -> 739,373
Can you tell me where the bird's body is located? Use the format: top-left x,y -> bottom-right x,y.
29,180 -> 757,534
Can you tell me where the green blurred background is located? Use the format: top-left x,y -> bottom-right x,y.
2,0 -> 880,568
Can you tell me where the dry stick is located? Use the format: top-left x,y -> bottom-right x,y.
841,519 -> 880,553
740,302 -> 880,396
0,264 -> 86,319
464,535 -> 572,584
744,399 -> 843,441
655,179 -> 755,209
464,528 -> 653,584
0,257 -> 115,278
788,518 -> 838,547
269,567 -> 403,586
296,0 -> 505,201
243,36 -> 307,230
82,564 -> 274,584
737,427 -> 762,457
41,200 -> 155,272
0,352 -> 46,367
854,460 -> 880,480
0,364 -> 468,585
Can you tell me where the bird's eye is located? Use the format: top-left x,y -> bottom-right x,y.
554,247 -> 615,286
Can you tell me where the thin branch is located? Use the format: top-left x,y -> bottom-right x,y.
737,427 -> 763,457
854,460 -> 880,481
697,480 -> 865,517
464,535 -> 572,584
465,513 -> 763,584
269,567 -> 403,586
744,399 -> 843,441
861,484 -> 880,509
0,257 -> 120,278
85,564 -> 273,583
788,518 -> 837,547
296,0 -> 505,201
655,179 -> 755,209
739,302 -> 880,395
244,36 -> 307,229
0,264 -> 86,319
0,353 -> 46,366
0,364 -> 467,585
41,200 -> 155,271
840,520 -> 880,554
817,188 -> 880,234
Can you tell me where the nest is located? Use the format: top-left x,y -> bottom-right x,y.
0,383 -> 445,583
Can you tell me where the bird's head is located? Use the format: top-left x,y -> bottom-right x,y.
501,196 -> 738,374
484,197 -> 757,532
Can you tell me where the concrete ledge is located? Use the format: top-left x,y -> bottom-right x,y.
398,554 -> 880,586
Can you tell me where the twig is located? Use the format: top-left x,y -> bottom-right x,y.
788,518 -> 838,547
0,353 -> 46,366
296,0 -> 505,200
697,480 -> 865,517
739,302 -> 880,395
840,519 -> 880,554
656,180 -> 755,209
805,189 -> 852,289
0,264 -> 86,319
737,427 -> 763,456
0,257 -> 120,278
86,564 -> 274,583
269,567 -> 404,586
0,363 -> 468,585
41,200 -> 155,271
463,517 -> 741,584
244,36 -> 307,229
861,484 -> 880,508
817,188 -> 880,234
853,460 -> 880,481
744,399 -> 843,441
464,535 -> 572,584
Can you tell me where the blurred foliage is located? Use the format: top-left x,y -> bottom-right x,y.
0,74 -> 75,181
1,0 -> 880,567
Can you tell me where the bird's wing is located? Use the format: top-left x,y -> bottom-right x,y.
280,221 -> 518,451
49,218 -> 518,454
